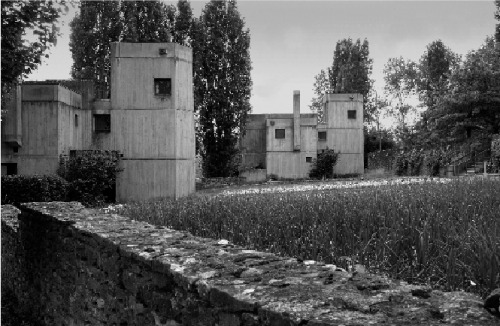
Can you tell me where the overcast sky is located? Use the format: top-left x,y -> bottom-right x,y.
27,0 -> 497,115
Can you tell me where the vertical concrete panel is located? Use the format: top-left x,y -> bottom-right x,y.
110,42 -> 195,201
293,91 -> 301,151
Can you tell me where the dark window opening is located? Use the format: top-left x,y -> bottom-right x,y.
2,163 -> 17,175
75,114 -> 79,127
348,110 -> 357,119
275,129 -> 285,139
94,114 -> 111,133
154,78 -> 171,96
318,131 -> 327,140
306,157 -> 312,163
13,147 -> 18,153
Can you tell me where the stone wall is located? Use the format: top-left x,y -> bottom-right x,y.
2,202 -> 498,326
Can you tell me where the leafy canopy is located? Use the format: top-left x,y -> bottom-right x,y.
193,0 -> 252,177
1,0 -> 67,107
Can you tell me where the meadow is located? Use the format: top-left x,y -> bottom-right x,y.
118,177 -> 500,297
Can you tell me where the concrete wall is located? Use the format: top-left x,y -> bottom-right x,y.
322,93 -> 364,175
109,42 -> 195,201
241,92 -> 365,179
1,84 -> 84,175
2,203 -> 496,326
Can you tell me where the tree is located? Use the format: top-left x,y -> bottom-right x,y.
1,0 -> 66,108
70,0 -> 177,98
310,38 -> 373,122
383,56 -> 419,147
329,38 -> 373,100
431,37 -> 500,144
172,0 -> 193,46
309,69 -> 330,123
417,40 -> 460,112
193,0 -> 252,177
70,1 -> 122,98
495,0 -> 500,46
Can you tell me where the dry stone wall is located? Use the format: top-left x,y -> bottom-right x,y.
1,202 -> 498,326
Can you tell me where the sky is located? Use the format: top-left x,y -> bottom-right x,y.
27,0 -> 497,116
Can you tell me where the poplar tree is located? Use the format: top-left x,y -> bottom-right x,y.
193,0 -> 252,177
310,38 -> 372,122
70,0 -> 177,98
329,38 -> 372,99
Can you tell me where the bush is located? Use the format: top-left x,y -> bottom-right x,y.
1,174 -> 68,205
394,149 -> 425,176
58,151 -> 121,206
309,149 -> 338,179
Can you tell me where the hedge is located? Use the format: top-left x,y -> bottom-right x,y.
1,174 -> 68,205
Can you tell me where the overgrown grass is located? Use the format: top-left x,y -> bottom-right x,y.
119,178 -> 500,297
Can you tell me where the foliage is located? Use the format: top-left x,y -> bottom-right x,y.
417,40 -> 460,110
309,149 -> 339,179
364,126 -> 395,154
1,0 -> 66,109
121,178 -> 500,297
70,0 -> 184,98
329,38 -> 373,99
367,149 -> 396,171
491,134 -> 500,172
308,69 -> 329,122
393,149 -> 425,176
430,37 -> 500,144
172,0 -> 193,46
383,57 -> 418,129
1,174 -> 68,205
311,38 -> 373,122
193,0 -> 252,177
58,151 -> 121,207
496,0 -> 500,45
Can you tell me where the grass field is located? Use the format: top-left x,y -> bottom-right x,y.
118,177 -> 500,297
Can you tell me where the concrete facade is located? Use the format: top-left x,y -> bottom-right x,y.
240,92 -> 364,179
1,42 -> 195,202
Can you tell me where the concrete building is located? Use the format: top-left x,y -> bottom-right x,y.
1,42 -> 195,202
240,91 -> 364,179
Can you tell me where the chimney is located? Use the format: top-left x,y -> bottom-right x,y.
293,90 -> 301,151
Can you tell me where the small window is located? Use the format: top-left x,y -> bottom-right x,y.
348,110 -> 357,119
306,157 -> 312,163
275,129 -> 285,139
13,147 -> 18,153
154,78 -> 171,96
94,114 -> 111,133
1,163 -> 17,176
75,114 -> 79,127
318,131 -> 327,141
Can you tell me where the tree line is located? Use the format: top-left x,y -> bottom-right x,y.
311,0 -> 500,161
2,0 -> 499,177
2,0 -> 251,178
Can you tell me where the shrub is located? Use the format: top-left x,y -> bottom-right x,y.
309,149 -> 338,179
1,174 -> 68,205
58,151 -> 121,206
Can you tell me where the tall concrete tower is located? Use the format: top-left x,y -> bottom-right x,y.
109,43 -> 195,201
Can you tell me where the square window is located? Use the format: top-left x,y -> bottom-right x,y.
348,110 -> 357,119
275,129 -> 285,139
1,163 -> 17,175
306,157 -> 312,163
318,131 -> 327,140
94,114 -> 111,132
154,78 -> 171,96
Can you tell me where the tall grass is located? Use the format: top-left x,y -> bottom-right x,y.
120,178 -> 500,296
